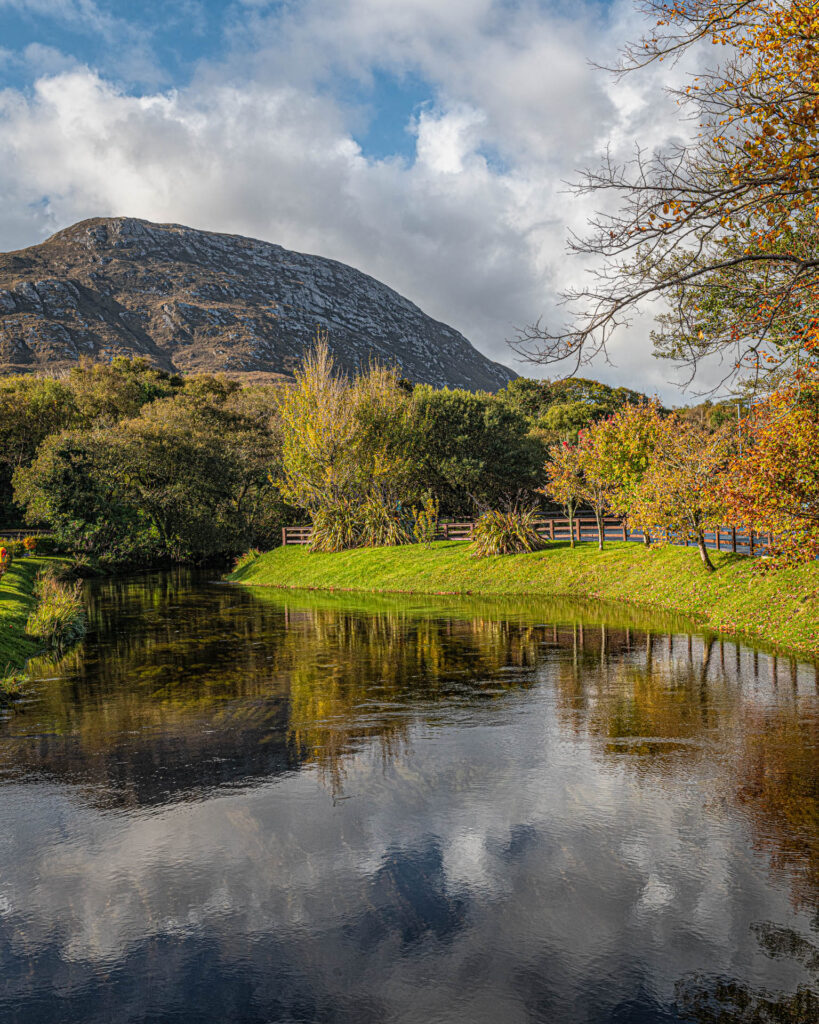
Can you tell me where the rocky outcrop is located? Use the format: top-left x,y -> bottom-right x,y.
0,217 -> 515,390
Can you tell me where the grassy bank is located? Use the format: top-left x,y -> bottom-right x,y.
0,558 -> 46,695
230,541 -> 819,656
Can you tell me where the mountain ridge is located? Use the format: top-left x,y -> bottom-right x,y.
0,217 -> 515,390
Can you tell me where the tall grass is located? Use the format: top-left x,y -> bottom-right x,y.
26,567 -> 87,651
470,508 -> 545,557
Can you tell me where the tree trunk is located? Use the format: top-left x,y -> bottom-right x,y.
696,529 -> 715,571
642,530 -> 651,547
594,507 -> 604,551
567,507 -> 575,548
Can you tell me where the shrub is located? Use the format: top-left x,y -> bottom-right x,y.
412,493 -> 440,548
470,508 -> 545,557
22,536 -> 37,551
0,539 -> 23,558
26,569 -> 87,650
30,534 -> 60,555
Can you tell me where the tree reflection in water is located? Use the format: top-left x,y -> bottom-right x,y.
0,571 -> 817,1021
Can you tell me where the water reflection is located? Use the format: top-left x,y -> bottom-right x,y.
0,571 -> 816,1023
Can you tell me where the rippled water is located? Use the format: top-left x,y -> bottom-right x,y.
0,570 -> 817,1023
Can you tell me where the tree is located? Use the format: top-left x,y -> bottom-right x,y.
724,380 -> 819,566
413,385 -> 543,515
629,417 -> 734,570
0,376 -> 75,523
515,0 -> 819,391
586,402 -> 664,545
575,429 -> 615,550
14,387 -> 286,565
499,376 -> 653,445
541,442 -> 585,547
275,339 -> 419,549
66,356 -> 180,425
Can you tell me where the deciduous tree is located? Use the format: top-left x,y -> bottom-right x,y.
516,0 -> 819,391
629,417 -> 734,570
724,380 -> 819,566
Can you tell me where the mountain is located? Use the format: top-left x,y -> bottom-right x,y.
0,217 -> 515,390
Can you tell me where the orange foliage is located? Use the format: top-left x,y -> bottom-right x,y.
725,380 -> 819,566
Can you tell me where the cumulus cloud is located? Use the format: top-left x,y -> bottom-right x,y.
0,0 -> 709,397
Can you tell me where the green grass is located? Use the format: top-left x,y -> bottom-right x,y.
0,558 -> 48,695
230,540 -> 819,656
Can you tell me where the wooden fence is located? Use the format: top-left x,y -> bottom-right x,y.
282,517 -> 769,555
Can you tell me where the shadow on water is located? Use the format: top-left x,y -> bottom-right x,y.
0,569 -> 816,1023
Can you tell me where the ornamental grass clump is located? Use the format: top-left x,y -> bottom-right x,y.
358,495 -> 412,548
470,508 -> 545,557
26,568 -> 87,651
309,502 -> 364,554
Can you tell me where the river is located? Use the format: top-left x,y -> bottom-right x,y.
0,570 -> 817,1022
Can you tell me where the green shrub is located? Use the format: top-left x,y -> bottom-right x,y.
411,493 -> 440,548
470,508 -> 545,557
30,534 -> 60,555
26,569 -> 87,650
0,539 -> 24,558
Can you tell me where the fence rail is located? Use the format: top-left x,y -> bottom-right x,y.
282,518 -> 769,554
0,529 -> 49,539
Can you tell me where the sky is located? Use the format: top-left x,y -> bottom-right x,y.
0,0 -> 710,400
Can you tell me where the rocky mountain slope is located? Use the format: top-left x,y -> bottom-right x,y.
0,217 -> 515,389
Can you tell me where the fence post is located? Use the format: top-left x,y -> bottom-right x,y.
731,527 -> 737,553
282,527 -> 287,547
715,528 -> 721,552
622,521 -> 627,542
749,529 -> 755,557
443,523 -> 449,541
549,519 -> 554,541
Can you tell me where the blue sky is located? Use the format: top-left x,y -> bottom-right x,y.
0,0 -> 698,396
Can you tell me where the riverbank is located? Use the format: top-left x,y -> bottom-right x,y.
230,541 -> 819,656
0,558 -> 45,696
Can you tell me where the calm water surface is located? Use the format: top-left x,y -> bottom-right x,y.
0,570 -> 817,1023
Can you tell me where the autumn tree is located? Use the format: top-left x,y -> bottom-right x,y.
724,380 -> 819,566
516,0 -> 819,391
586,402 -> 664,545
541,442 -> 585,547
629,416 -> 734,570
574,429 -> 615,550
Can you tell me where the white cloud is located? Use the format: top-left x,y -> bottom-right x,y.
0,0 -> 711,398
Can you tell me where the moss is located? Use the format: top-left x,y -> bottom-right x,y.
229,541 -> 819,656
